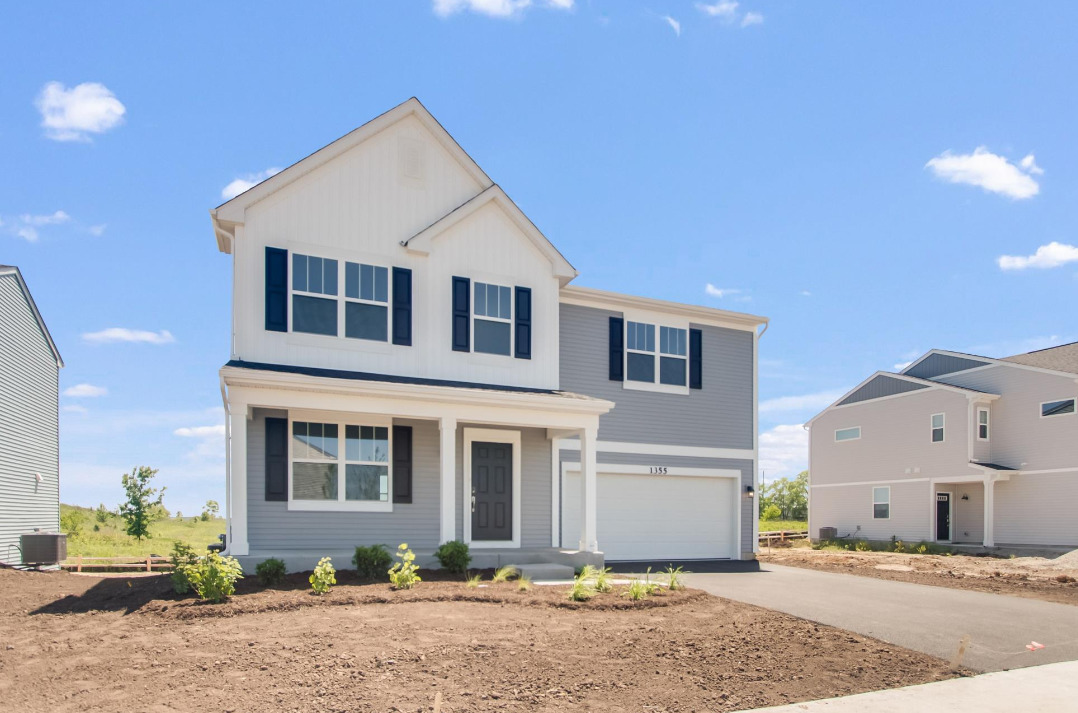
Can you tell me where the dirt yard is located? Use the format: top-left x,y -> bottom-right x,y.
0,567 -> 963,713
759,546 -> 1078,605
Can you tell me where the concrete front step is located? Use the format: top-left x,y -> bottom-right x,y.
512,563 -> 576,581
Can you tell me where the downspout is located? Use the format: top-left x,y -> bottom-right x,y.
220,375 -> 232,555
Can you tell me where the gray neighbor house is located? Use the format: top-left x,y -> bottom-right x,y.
0,265 -> 63,566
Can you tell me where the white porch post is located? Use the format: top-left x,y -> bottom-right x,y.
578,426 -> 599,553
983,476 -> 995,548
227,401 -> 250,556
439,417 -> 457,544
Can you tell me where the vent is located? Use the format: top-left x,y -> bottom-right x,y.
20,532 -> 67,566
398,137 -> 425,180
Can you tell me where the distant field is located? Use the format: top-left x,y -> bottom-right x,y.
60,504 -> 225,557
759,519 -> 808,532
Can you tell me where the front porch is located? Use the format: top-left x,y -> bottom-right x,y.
931,467 -> 1012,547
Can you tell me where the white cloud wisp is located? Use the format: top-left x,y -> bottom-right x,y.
36,82 -> 126,142
925,146 -> 1041,200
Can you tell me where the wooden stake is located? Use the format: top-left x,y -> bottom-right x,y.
433,691 -> 442,713
950,634 -> 971,669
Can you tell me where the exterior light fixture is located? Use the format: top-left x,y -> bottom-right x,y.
961,494 -> 969,501
746,485 -> 755,497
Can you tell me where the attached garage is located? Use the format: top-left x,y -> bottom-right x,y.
561,465 -> 740,561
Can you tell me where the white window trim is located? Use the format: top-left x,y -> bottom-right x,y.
1040,397 -> 1077,419
471,280 -> 514,357
835,426 -> 861,442
287,411 -> 393,512
342,260 -> 391,343
872,485 -> 890,520
462,427 -> 522,548
930,412 -> 946,443
622,311 -> 690,395
976,407 -> 990,441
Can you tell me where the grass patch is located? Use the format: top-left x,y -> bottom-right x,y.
759,519 -> 808,532
60,504 -> 225,557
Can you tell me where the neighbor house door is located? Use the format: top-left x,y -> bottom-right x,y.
471,442 -> 513,541
936,493 -> 951,541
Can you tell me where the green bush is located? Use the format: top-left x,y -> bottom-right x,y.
434,540 -> 471,574
183,552 -> 244,602
60,509 -> 86,537
352,544 -> 392,579
388,543 -> 421,590
761,504 -> 782,521
169,541 -> 201,594
256,557 -> 287,586
310,557 -> 336,594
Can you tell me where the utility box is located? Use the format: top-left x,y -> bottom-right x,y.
20,532 -> 67,566
818,526 -> 838,541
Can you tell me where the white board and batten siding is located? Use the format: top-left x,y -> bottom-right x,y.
0,271 -> 61,563
231,113 -> 561,390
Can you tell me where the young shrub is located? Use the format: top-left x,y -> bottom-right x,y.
310,557 -> 336,595
517,574 -> 532,592
854,540 -> 871,552
352,544 -> 392,579
892,539 -> 906,554
592,566 -> 614,594
492,565 -> 519,584
567,568 -> 594,602
466,572 -> 482,588
185,552 -> 244,603
434,540 -> 472,575
388,544 -> 421,590
664,565 -> 686,591
623,578 -> 649,601
169,541 -> 200,595
256,557 -> 287,587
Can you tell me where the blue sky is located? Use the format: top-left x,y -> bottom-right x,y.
4,1 -> 1076,513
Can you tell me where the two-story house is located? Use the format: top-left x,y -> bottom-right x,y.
807,344 -> 1078,548
211,99 -> 767,572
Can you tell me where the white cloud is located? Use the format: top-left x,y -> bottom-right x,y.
220,167 -> 282,201
174,425 -> 226,439
546,0 -> 573,8
705,283 -> 741,298
893,361 -> 913,371
760,390 -> 844,415
925,146 -> 1041,200
998,242 -> 1078,271
741,11 -> 764,26
7,210 -> 71,242
88,224 -> 106,237
697,1 -> 738,18
799,290 -> 812,297
64,383 -> 108,398
760,424 -> 808,479
62,404 -> 89,414
432,0 -> 569,18
82,328 -> 176,345
663,15 -> 681,36
35,81 -> 126,142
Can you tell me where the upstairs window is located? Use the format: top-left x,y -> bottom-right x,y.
626,321 -> 688,387
872,486 -> 890,519
292,254 -> 338,336
977,408 -> 990,440
659,326 -> 688,386
835,426 -> 861,442
626,321 -> 656,382
473,281 -> 513,356
344,262 -> 389,342
1041,398 -> 1076,418
931,413 -> 945,443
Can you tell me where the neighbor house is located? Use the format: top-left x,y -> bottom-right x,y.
0,265 -> 63,565
211,98 -> 767,572
807,344 -> 1078,548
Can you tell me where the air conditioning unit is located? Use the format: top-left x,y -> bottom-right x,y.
818,526 -> 838,541
21,532 -> 67,566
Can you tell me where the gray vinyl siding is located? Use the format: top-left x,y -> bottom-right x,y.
0,273 -> 60,564
905,353 -> 990,380
838,375 -> 928,406
559,303 -> 753,449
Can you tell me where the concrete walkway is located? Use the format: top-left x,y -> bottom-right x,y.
735,660 -> 1078,712
685,564 -> 1078,672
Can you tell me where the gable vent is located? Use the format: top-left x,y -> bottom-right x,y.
398,137 -> 425,180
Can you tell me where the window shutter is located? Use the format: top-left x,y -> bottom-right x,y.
452,276 -> 470,352
392,425 -> 413,504
392,267 -> 412,346
689,328 -> 703,389
609,316 -> 624,381
514,286 -> 532,360
265,247 -> 288,332
265,417 -> 288,501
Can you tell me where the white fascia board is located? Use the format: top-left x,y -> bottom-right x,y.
559,285 -> 768,333
0,266 -> 63,367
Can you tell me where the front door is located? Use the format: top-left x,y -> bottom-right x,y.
936,493 -> 951,541
471,442 -> 512,541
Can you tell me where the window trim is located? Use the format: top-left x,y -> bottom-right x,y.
872,486 -> 890,520
471,280 -> 514,357
287,411 -> 393,512
621,311 -> 691,395
930,412 -> 945,444
1040,397 -> 1077,419
834,426 -> 861,442
976,407 -> 990,441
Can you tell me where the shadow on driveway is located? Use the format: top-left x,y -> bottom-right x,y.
607,559 -> 761,575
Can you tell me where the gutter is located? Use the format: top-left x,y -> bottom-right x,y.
219,375 -> 232,556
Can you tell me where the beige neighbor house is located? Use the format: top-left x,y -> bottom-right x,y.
807,343 -> 1078,548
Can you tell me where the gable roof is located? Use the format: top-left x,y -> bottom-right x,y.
1003,341 -> 1078,374
805,370 -> 996,426
0,265 -> 63,367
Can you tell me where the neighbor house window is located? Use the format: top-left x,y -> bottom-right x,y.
872,486 -> 890,519
292,254 -> 338,336
292,420 -> 390,504
1041,398 -> 1076,418
344,262 -> 389,342
977,408 -> 990,440
626,321 -> 688,387
835,426 -> 861,442
473,281 -> 512,355
931,413 -> 945,443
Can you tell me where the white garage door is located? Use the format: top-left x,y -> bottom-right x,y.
561,469 -> 739,561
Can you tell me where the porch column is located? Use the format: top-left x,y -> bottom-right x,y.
983,476 -> 995,548
578,426 -> 599,553
439,416 -> 457,544
227,401 -> 250,556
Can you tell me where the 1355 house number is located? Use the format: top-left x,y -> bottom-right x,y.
649,466 -> 669,475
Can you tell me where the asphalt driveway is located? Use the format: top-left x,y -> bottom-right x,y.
683,563 -> 1078,672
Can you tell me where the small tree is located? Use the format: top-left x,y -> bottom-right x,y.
200,499 -> 220,521
119,466 -> 165,541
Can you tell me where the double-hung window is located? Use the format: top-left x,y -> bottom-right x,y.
1041,398 -> 1076,418
626,321 -> 656,382
930,413 -> 945,443
872,486 -> 890,519
292,254 -> 338,336
344,425 -> 389,501
291,421 -> 339,500
473,281 -> 513,356
659,326 -> 688,386
344,262 -> 389,342
291,419 -> 391,509
626,321 -> 688,388
977,408 -> 990,440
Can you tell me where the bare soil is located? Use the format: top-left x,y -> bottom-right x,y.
0,567 -> 962,713
759,546 -> 1078,606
